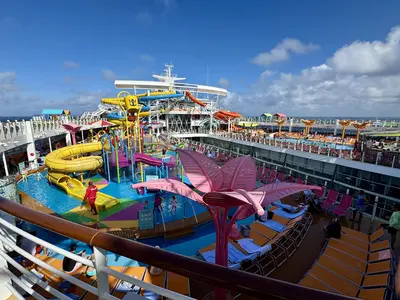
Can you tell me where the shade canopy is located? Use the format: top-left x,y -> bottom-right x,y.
262,113 -> 273,117
62,122 -> 81,133
41,109 -> 70,115
237,122 -> 260,128
273,113 -> 286,117
88,120 -> 116,127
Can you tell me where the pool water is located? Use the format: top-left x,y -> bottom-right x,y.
18,173 -> 82,214
267,137 -> 353,150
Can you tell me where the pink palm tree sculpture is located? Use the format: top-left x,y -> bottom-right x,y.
62,123 -> 82,145
132,150 -> 321,298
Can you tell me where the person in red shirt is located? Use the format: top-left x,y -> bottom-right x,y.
84,181 -> 98,215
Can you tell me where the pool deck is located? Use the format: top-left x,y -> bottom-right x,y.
101,211 -> 212,239
19,188 -> 212,239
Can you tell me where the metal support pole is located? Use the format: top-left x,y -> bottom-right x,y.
2,152 -> 9,176
48,137 -> 52,152
371,196 -> 379,222
81,130 -> 85,144
93,247 -> 109,300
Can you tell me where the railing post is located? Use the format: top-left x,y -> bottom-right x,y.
392,156 -> 396,168
2,152 -> 9,177
371,196 -> 379,222
93,246 -> 109,299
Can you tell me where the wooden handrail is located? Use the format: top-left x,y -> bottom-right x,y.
0,196 -> 355,300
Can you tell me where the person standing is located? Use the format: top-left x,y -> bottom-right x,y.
84,181 -> 98,215
351,190 -> 368,222
387,204 -> 400,249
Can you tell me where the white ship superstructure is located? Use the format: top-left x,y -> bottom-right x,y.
114,64 -> 228,132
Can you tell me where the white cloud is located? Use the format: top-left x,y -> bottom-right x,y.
63,61 -> 80,69
219,77 -> 230,88
228,26 -> 400,117
251,38 -> 319,66
329,26 -> 400,75
140,54 -> 155,62
260,70 -> 275,82
102,69 -> 117,81
135,12 -> 153,25
0,72 -> 17,92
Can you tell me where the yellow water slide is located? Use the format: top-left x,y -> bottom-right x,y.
45,143 -> 119,211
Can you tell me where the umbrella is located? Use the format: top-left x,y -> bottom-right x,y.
88,120 -> 116,128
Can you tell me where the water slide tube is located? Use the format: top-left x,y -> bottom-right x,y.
214,110 -> 241,120
138,93 -> 184,102
185,91 -> 206,107
45,143 -> 119,211
101,91 -> 179,114
134,153 -> 176,168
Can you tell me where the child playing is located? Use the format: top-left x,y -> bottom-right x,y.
170,196 -> 177,215
351,190 -> 368,222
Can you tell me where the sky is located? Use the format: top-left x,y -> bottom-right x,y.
1,0 -> 400,117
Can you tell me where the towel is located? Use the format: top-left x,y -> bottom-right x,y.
227,243 -> 258,263
273,200 -> 293,210
201,244 -> 258,265
237,239 -> 272,254
258,220 -> 285,232
273,207 -> 307,219
116,276 -> 140,293
201,249 -> 216,263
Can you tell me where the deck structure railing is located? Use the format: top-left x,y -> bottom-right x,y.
0,117 -> 102,141
0,196 -> 355,300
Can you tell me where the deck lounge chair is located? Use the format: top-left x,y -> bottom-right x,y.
277,172 -> 285,182
112,266 -> 146,298
317,254 -> 390,288
300,266 -> 388,300
324,244 -> 391,275
328,238 -> 392,265
339,231 -> 391,258
267,170 -> 277,182
341,227 -> 389,252
295,178 -> 304,184
166,272 -> 191,298
321,189 -> 339,211
313,186 -> 326,199
230,231 -> 282,275
140,269 -> 167,299
331,194 -> 353,217
199,242 -> 261,275
260,167 -> 270,182
81,266 -> 126,300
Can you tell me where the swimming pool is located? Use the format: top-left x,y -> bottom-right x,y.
267,137 -> 353,150
18,173 -> 82,215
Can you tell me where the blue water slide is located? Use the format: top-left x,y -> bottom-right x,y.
139,93 -> 184,102
139,105 -> 150,111
106,113 -> 125,120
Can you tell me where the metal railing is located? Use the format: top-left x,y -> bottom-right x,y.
0,196 -> 354,300
0,117 -> 102,141
214,132 -> 400,169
